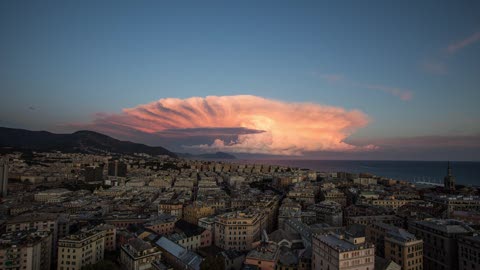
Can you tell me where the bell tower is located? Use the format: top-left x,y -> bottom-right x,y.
444,161 -> 456,191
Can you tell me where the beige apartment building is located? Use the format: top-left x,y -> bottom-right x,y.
144,215 -> 177,235
182,203 -> 215,225
5,213 -> 58,234
120,238 -> 162,270
5,213 -> 59,253
370,199 -> 420,210
251,195 -> 280,233
321,189 -> 347,207
0,231 -> 52,270
312,233 -> 375,270
57,228 -> 106,270
33,188 -> 72,202
95,224 -> 116,252
214,210 -> 262,251
366,222 -> 423,270
158,201 -> 183,218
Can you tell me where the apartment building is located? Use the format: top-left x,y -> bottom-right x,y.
408,219 -> 475,270
457,235 -> 480,270
158,201 -> 183,218
120,238 -> 162,270
144,215 -> 177,235
321,189 -> 347,207
214,210 -> 262,251
308,201 -> 343,226
312,233 -> 375,270
366,222 -> 423,270
182,203 -> 215,225
57,228 -> 106,270
95,224 -> 116,252
0,231 -> 52,270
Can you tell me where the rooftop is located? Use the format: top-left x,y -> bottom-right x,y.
7,212 -> 57,224
316,233 -> 373,252
246,242 -> 279,261
59,227 -> 105,242
413,219 -> 475,234
122,238 -> 158,256
0,230 -> 51,248
155,236 -> 202,270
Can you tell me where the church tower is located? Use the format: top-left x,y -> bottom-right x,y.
444,161 -> 456,191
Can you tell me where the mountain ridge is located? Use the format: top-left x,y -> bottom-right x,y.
0,127 -> 177,157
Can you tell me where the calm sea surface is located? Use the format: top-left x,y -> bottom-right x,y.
237,160 -> 480,186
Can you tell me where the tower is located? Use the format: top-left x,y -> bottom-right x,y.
0,159 -> 8,197
444,161 -> 456,191
108,160 -> 127,177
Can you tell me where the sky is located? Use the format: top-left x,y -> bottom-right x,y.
1,0 -> 479,160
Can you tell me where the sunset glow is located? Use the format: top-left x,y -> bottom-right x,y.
88,95 -> 371,155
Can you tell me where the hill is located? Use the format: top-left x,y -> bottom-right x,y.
0,127 -> 176,157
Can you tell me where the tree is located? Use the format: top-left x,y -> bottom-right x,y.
200,255 -> 225,270
81,260 -> 118,270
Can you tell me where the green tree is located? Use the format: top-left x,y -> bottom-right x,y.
200,256 -> 225,270
81,260 -> 118,270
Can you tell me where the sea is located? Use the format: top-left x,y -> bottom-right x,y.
237,160 -> 480,186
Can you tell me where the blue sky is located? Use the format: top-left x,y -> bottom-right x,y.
1,1 -> 479,160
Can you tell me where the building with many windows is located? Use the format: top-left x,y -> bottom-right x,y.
408,219 -> 475,270
458,235 -> 480,270
0,159 -> 8,197
214,210 -> 262,251
57,228 -> 106,270
308,201 -> 343,226
144,215 -> 177,235
321,188 -> 347,207
182,203 -> 215,225
312,232 -> 375,270
120,238 -> 162,270
366,222 -> 423,270
0,230 -> 52,270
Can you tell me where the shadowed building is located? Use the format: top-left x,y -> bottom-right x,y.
408,219 -> 475,270
0,159 -> 8,197
84,165 -> 103,182
458,235 -> 480,270
108,160 -> 127,177
366,222 -> 423,270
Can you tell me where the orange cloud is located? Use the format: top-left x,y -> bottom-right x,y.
88,95 -> 371,155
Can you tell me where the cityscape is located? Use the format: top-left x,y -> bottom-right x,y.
1,1 -> 480,270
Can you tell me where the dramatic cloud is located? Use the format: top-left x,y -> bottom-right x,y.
447,31 -> 480,54
83,95 -> 371,155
